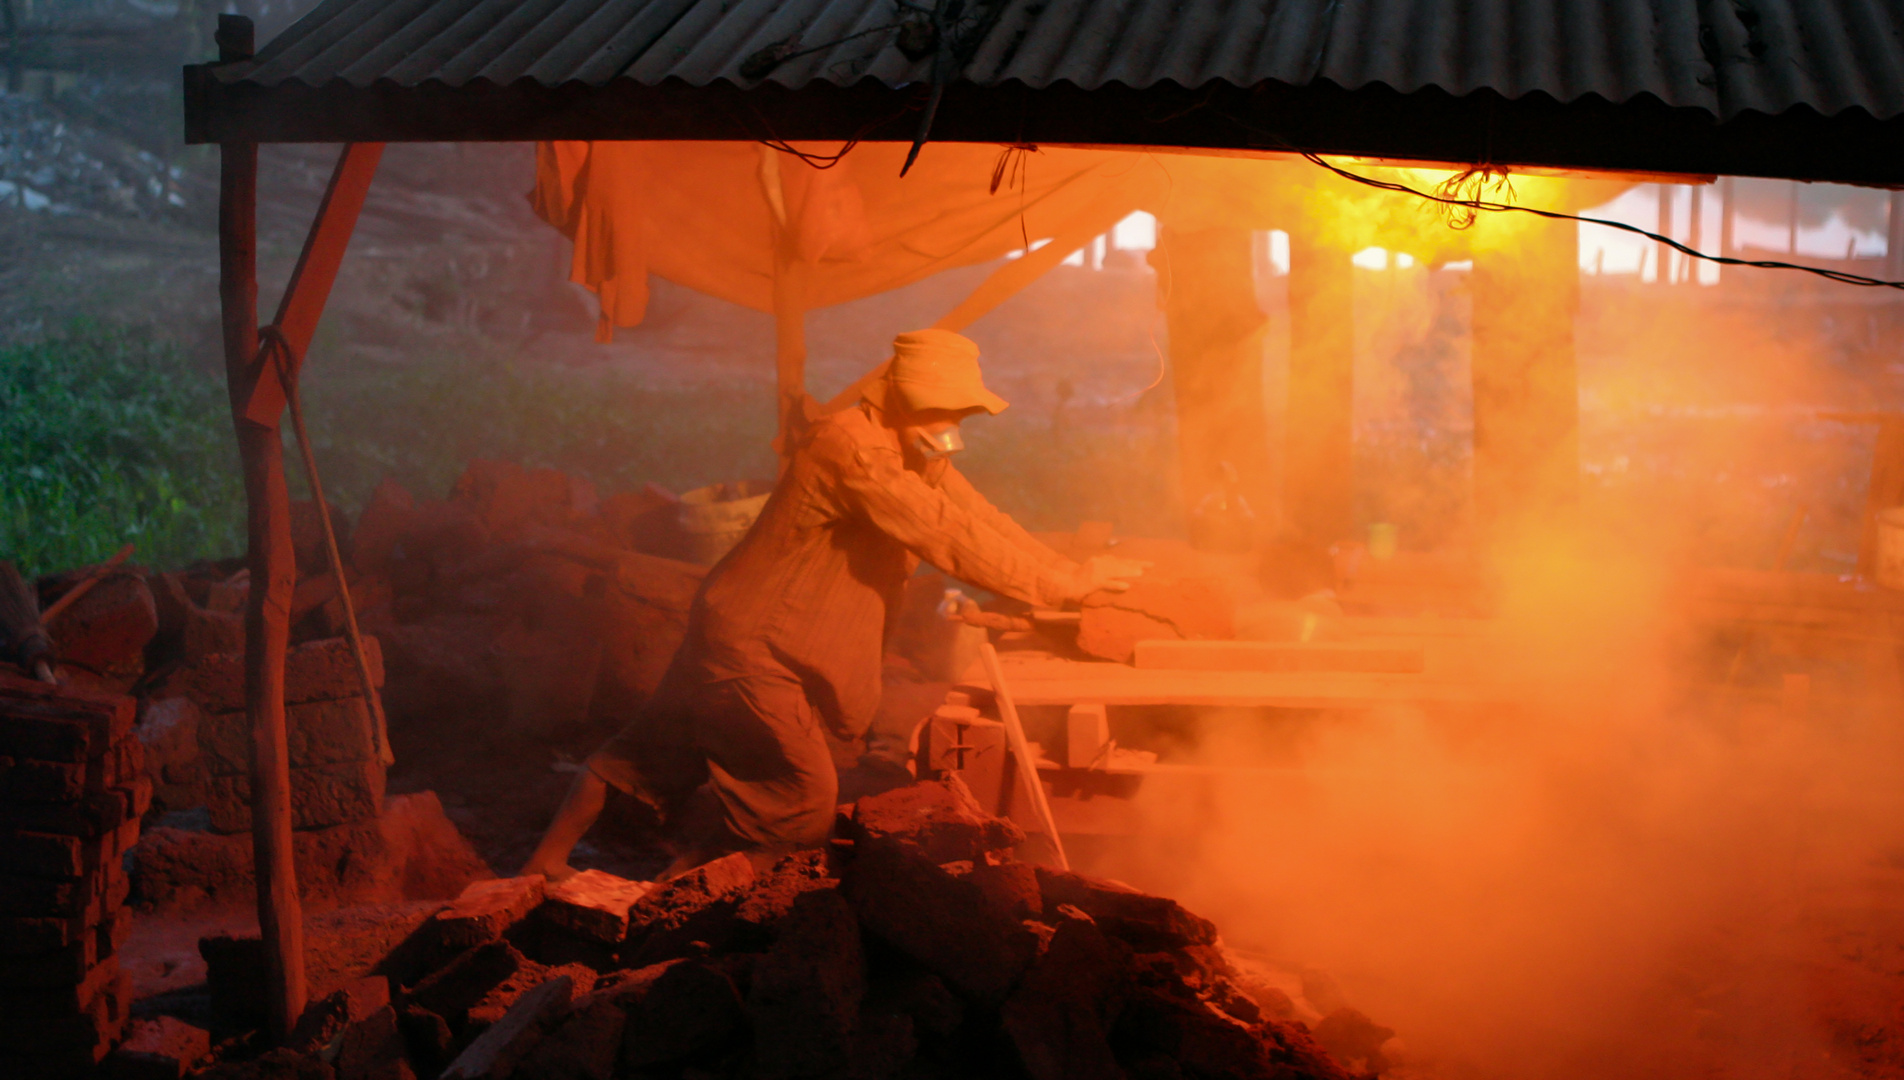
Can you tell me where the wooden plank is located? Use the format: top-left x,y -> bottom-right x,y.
240,142 -> 384,427
217,14 -> 306,1040
969,655 -> 1492,709
1133,639 -> 1426,674
980,644 -> 1068,871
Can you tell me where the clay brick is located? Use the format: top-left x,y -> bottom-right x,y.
334,1005 -> 414,1080
846,777 -> 1025,864
621,961 -> 746,1069
407,941 -> 525,1030
440,973 -> 574,1080
538,869 -> 649,945
4,780 -> 147,839
0,953 -> 118,1016
468,961 -> 595,1028
733,849 -> 836,948
204,758 -> 386,834
154,635 -> 385,714
101,1016 -> 211,1080
0,930 -> 100,986
0,674 -> 133,761
49,574 -> 158,683
0,859 -> 128,919
1002,917 -> 1131,1080
747,889 -> 865,1080
624,852 -> 754,966
970,862 -> 1042,921
0,962 -> 127,1045
1035,869 -> 1217,951
0,830 -> 87,879
432,876 -> 546,950
198,697 -> 379,776
513,994 -> 623,1080
842,843 -> 1037,1007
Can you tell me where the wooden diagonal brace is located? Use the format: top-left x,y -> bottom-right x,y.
240,142 -> 383,427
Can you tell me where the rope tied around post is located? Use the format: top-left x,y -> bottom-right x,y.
257,326 -> 394,766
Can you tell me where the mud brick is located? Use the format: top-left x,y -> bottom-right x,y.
842,843 -> 1037,1007
440,973 -> 573,1080
432,875 -> 546,950
513,993 -> 622,1080
0,736 -> 144,804
407,941 -> 524,1030
0,965 -> 127,1046
0,859 -> 129,920
203,758 -> 386,834
102,1016 -> 211,1080
0,915 -> 86,954
1035,868 -> 1217,951
0,927 -> 103,986
198,697 -> 379,777
0,830 -> 88,878
539,869 -> 649,945
0,953 -> 118,1016
96,906 -> 132,962
154,635 -> 384,714
747,890 -> 865,1079
0,781 -> 148,839
846,776 -> 1025,864
624,852 -> 755,965
0,673 -> 135,762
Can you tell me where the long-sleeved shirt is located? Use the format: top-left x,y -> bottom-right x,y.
680,402 -> 1077,738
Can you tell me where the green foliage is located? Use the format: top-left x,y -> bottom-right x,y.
0,323 -> 244,577
0,323 -> 782,576
2,321 -> 1177,578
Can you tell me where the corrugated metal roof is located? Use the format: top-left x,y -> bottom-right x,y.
233,0 -> 1904,123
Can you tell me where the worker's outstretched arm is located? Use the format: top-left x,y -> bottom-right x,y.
519,768 -> 606,883
836,441 -> 1082,605
936,463 -> 1070,565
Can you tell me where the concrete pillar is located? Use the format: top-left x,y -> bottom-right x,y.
1283,223 -> 1356,545
1155,227 -> 1271,541
1471,214 -> 1581,544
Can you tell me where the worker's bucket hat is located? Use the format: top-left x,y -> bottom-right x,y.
885,329 -> 1009,415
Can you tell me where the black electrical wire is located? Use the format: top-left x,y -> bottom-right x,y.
1300,151 -> 1904,289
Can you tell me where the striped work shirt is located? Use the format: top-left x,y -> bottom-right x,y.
682,402 -> 1077,739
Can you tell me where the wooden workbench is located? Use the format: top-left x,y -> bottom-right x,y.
964,614 -> 1503,710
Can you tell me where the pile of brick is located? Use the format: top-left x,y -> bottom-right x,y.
195,779 -> 1385,1080
0,672 -> 151,1079
145,636 -> 388,834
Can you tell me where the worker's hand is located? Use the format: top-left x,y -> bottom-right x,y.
1067,555 -> 1149,599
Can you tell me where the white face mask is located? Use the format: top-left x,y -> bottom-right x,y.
912,427 -> 965,460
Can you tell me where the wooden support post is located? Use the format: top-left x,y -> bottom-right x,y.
772,258 -> 808,463
1154,226 -> 1271,539
1284,223 -> 1356,545
1471,214 -> 1581,546
215,13 -> 305,1042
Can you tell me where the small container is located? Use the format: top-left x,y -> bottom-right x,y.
677,479 -> 773,566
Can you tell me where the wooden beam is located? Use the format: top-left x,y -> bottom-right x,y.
241,141 -> 384,427
1153,226 -> 1272,541
1471,214 -> 1581,543
215,13 -> 306,1043
1283,223 -> 1356,545
932,201 -> 1132,332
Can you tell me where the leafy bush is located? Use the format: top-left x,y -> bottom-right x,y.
0,323 -> 244,576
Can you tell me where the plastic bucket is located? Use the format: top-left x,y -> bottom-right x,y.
1877,507 -> 1904,589
677,479 -> 773,566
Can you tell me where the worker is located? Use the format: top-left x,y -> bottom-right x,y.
521,329 -> 1144,880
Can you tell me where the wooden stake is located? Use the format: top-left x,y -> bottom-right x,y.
979,643 -> 1068,870
217,13 -> 306,1041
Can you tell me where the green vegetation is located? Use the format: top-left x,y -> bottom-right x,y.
1,322 -> 779,577
1,323 -> 245,577
1,322 -> 1178,578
